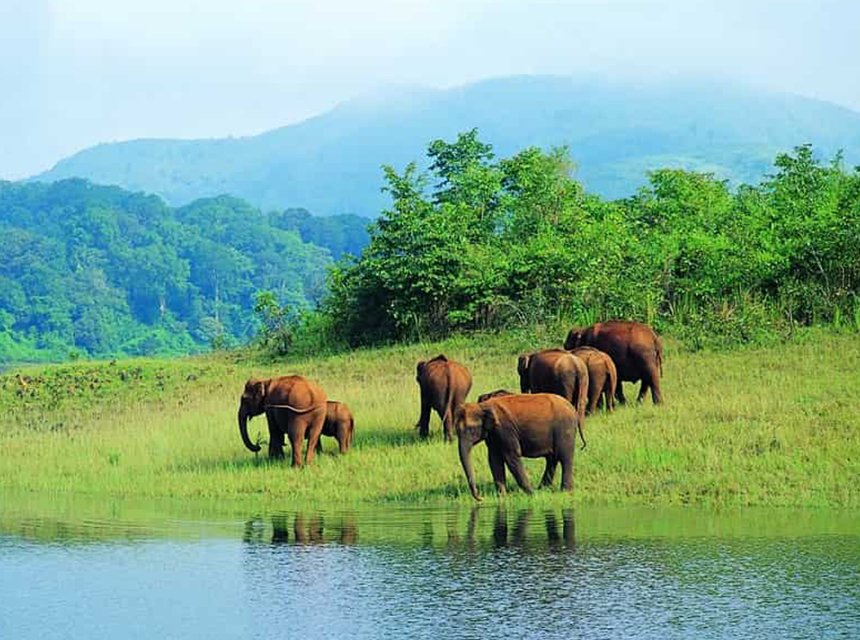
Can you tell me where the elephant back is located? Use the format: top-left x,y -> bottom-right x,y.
580,321 -> 660,381
268,375 -> 328,410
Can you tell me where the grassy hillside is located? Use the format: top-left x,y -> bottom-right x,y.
1,329 -> 857,508
34,76 -> 860,215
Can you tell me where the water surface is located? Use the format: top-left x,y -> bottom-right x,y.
1,497 -> 858,639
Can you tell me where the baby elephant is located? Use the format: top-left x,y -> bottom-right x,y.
477,389 -> 514,403
305,401 -> 354,454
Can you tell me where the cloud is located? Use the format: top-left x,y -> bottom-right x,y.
1,0 -> 858,179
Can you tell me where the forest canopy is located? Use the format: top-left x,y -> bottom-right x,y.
0,180 -> 368,363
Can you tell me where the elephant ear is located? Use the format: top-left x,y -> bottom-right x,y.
481,404 -> 500,437
517,353 -> 531,377
255,379 -> 268,400
565,329 -> 583,350
416,361 -> 426,380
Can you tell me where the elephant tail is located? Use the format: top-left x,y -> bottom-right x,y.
442,368 -> 456,436
656,337 -> 664,377
265,402 -> 324,415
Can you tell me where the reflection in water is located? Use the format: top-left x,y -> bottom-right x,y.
242,513 -> 359,546
489,507 -> 575,551
239,506 -> 574,552
1,503 -> 859,639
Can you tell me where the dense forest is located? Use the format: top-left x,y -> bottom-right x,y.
2,132 -> 858,363
321,132 -> 859,350
0,180 -> 368,363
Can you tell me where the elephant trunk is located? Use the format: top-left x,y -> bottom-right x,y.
459,438 -> 481,501
238,406 -> 261,453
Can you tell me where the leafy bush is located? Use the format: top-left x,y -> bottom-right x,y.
324,134 -> 860,349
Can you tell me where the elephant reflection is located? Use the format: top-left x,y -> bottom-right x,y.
243,513 -> 358,545
492,507 -> 575,551
441,506 -> 575,550
445,507 -> 481,552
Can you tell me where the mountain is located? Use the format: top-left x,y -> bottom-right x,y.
33,76 -> 860,216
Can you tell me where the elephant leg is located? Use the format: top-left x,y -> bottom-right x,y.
266,413 -> 285,459
442,410 -> 454,443
559,448 -> 574,492
540,455 -> 558,487
488,446 -> 507,496
287,422 -> 306,468
417,389 -> 432,438
337,424 -> 348,454
615,383 -> 627,405
637,379 -> 649,403
649,367 -> 663,405
587,381 -> 600,415
315,437 -> 323,455
504,452 -> 533,495
304,410 -> 327,466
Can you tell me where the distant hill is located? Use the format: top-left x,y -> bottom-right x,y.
0,179 -> 367,362
33,75 -> 860,216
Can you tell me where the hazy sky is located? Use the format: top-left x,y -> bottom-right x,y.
2,0 -> 858,179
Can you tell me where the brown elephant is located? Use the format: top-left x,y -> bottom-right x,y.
455,393 -> 579,501
568,346 -> 617,414
415,354 -> 473,441
237,375 -> 328,467
305,401 -> 354,454
517,349 -> 588,447
564,320 -> 663,404
477,389 -> 514,403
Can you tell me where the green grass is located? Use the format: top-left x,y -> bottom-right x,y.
1,329 -> 858,508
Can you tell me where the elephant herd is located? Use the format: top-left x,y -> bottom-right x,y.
236,320 -> 663,501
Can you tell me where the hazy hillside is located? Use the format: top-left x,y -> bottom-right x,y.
34,76 -> 860,216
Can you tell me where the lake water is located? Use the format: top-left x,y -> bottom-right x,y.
1,497 -> 858,639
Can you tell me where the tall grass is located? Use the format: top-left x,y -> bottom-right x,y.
0,329 -> 858,508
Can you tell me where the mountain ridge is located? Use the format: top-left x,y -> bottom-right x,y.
33,75 -> 860,216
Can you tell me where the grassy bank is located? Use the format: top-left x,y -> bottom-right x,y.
1,329 -> 858,508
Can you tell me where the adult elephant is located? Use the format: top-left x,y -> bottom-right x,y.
237,375 -> 328,467
306,401 -> 354,454
568,346 -> 617,414
517,349 -> 588,447
455,393 -> 579,501
415,354 -> 473,441
564,320 -> 663,404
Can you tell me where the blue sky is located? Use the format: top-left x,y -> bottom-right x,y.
2,0 -> 858,179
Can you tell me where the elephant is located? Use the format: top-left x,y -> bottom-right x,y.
564,320 -> 664,404
237,375 -> 328,467
455,393 -> 580,501
568,346 -> 617,414
517,348 -> 588,447
415,354 -> 473,441
477,389 -> 514,403
305,400 -> 354,454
